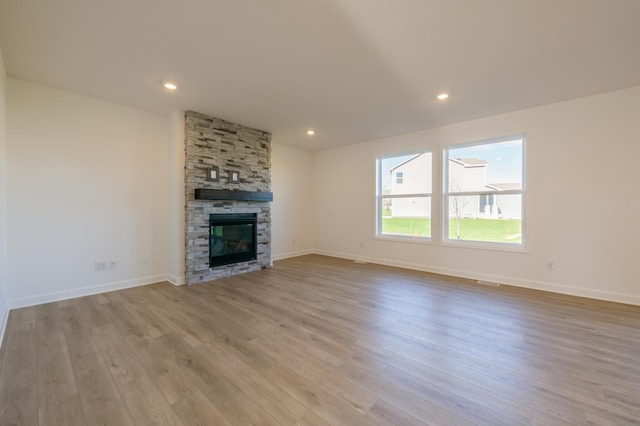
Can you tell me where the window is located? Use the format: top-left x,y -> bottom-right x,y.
444,136 -> 525,246
377,152 -> 432,239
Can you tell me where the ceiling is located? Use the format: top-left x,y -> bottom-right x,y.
1,0 -> 639,151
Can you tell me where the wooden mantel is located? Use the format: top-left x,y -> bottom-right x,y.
194,189 -> 273,202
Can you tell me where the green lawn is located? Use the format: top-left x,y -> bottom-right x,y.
382,216 -> 522,243
382,217 -> 432,237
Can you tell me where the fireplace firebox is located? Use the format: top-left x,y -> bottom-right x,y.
209,213 -> 257,267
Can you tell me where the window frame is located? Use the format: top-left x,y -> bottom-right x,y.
376,150 -> 433,243
442,134 -> 527,251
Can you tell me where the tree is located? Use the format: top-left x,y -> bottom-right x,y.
449,178 -> 468,240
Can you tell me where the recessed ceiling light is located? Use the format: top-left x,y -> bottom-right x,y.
437,93 -> 449,100
163,82 -> 177,90
306,130 -> 315,136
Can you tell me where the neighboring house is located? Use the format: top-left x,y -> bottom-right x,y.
388,153 -> 432,219
389,156 -> 521,219
481,182 -> 522,219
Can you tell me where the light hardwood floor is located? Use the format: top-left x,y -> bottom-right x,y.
1,254 -> 639,425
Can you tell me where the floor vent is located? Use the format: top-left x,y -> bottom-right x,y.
476,280 -> 500,287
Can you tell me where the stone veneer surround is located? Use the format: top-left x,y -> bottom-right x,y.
184,111 -> 272,284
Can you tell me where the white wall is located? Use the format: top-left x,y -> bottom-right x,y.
0,51 -> 9,341
271,143 -> 315,260
313,86 -> 640,305
7,78 -> 170,307
167,110 -> 185,285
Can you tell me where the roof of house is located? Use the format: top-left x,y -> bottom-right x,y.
389,153 -> 424,172
485,183 -> 522,191
392,155 -> 489,173
451,158 -> 488,167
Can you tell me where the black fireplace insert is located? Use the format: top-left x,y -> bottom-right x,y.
209,213 -> 257,267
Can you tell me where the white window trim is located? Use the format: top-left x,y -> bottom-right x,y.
376,150 -> 433,240
442,134 -> 527,250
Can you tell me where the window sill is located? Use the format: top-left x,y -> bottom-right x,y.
375,235 -> 434,245
440,240 -> 529,253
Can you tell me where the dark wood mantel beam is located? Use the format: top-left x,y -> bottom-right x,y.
194,189 -> 273,202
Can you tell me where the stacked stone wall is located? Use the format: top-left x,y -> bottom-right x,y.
184,111 -> 271,284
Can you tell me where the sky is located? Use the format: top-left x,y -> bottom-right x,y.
379,138 -> 523,190
380,153 -> 420,191
450,138 -> 523,184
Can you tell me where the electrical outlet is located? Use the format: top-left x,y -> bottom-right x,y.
95,261 -> 107,272
108,261 -> 116,270
546,261 -> 555,271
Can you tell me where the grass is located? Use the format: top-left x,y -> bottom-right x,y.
382,216 -> 522,243
382,217 -> 432,238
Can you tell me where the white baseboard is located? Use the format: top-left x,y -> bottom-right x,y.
272,249 -> 315,262
0,301 -> 8,352
167,274 -> 186,286
313,249 -> 640,306
8,274 -> 169,309
6,251 -> 639,310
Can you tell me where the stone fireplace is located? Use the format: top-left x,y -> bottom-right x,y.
184,111 -> 272,284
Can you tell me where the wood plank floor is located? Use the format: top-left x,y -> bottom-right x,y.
1,254 -> 639,425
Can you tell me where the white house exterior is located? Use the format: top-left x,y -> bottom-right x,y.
389,156 -> 521,219
389,154 -> 432,218
481,183 -> 522,219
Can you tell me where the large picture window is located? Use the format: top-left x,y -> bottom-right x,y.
377,152 -> 432,239
444,136 -> 525,246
